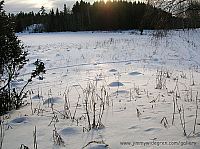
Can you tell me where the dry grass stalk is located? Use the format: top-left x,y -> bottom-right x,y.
155,69 -> 167,90
20,144 -> 29,149
48,112 -> 59,126
82,82 -> 107,131
0,119 -> 5,149
82,140 -> 109,149
33,126 -> 38,149
193,92 -> 198,134
172,96 -> 176,125
136,108 -> 141,118
64,93 -> 71,119
53,125 -> 65,146
161,117 -> 169,128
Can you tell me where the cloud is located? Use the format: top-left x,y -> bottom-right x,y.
4,1 -> 39,13
4,0 -> 77,13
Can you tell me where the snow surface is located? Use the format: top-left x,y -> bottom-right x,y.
1,30 -> 200,149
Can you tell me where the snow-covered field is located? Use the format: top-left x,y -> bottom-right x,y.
1,30 -> 200,149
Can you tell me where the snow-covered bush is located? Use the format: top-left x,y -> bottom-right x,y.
24,24 -> 45,33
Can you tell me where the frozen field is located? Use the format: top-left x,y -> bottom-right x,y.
1,30 -> 200,149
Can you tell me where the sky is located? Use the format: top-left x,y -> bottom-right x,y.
4,0 -> 79,13
5,0 -> 196,14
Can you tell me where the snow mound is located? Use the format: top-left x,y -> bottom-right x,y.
129,71 -> 142,76
114,90 -> 129,94
142,116 -> 152,120
87,144 -> 108,149
109,69 -> 117,72
10,117 -> 28,124
11,80 -> 24,86
17,78 -> 24,82
109,82 -> 124,87
43,97 -> 62,105
153,58 -> 159,62
32,95 -> 43,100
128,125 -> 139,130
59,127 -> 81,136
144,128 -> 161,132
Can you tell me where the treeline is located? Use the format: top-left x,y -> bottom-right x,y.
11,0 -> 200,32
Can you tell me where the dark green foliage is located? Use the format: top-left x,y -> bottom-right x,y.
0,90 -> 11,115
0,0 -> 28,90
32,59 -> 46,78
0,0 -> 28,115
185,1 -> 200,28
11,59 -> 45,112
0,1 -> 46,115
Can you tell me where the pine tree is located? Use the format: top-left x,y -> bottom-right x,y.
0,0 -> 28,115
40,6 -> 46,16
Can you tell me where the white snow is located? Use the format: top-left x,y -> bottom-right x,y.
1,29 -> 200,149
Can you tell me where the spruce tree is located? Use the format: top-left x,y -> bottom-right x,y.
0,0 -> 28,115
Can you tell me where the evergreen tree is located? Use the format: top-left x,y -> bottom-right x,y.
40,6 -> 46,16
0,0 -> 28,114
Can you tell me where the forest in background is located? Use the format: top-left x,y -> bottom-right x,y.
9,0 -> 200,32
6,0 -> 200,32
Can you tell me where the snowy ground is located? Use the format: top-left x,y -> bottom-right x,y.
1,30 -> 200,149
